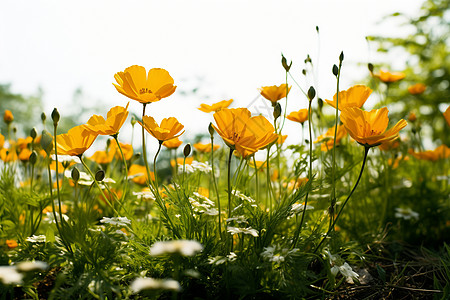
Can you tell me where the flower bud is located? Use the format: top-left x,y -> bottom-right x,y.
368,63 -> 374,73
305,54 -> 311,64
208,123 -> 215,137
332,64 -> 339,76
40,130 -> 53,154
30,127 -> 37,139
131,115 -> 137,126
71,167 -> 80,182
41,112 -> 47,123
302,69 -> 307,76
51,108 -> 60,126
281,54 -> 292,72
3,110 -> 14,124
183,144 -> 191,157
339,51 -> 344,62
29,151 -> 38,165
318,97 -> 324,112
316,25 -> 319,33
95,169 -> 105,181
273,103 -> 282,120
12,126 -> 17,134
307,86 -> 316,101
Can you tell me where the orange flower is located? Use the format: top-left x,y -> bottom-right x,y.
340,107 -> 407,147
56,125 -> 98,156
113,66 -> 176,104
277,134 -> 288,145
3,110 -> 13,124
287,109 -> 308,124
0,148 -> 17,162
198,99 -> 233,113
128,164 -> 155,185
6,239 -> 18,249
314,125 -> 347,152
18,148 -> 32,162
0,133 -> 4,148
408,112 -> 417,122
408,83 -> 426,95
163,137 -> 183,149
248,160 -> 266,170
411,145 -> 450,161
378,139 -> 400,151
109,140 -> 134,161
373,70 -> 405,83
17,137 -> 33,149
259,84 -> 291,105
85,103 -> 129,136
444,105 -> 450,127
89,150 -> 113,164
212,108 -> 278,158
325,85 -> 372,110
193,143 -> 220,153
138,116 -> 184,143
170,156 -> 194,167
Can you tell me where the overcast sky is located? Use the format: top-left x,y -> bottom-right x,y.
0,0 -> 423,152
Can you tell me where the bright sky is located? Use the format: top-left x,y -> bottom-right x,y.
0,0 -> 423,152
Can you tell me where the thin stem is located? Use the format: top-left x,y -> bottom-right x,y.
314,146 -> 370,253
227,148 -> 233,217
252,155 -> 259,202
210,136 -> 222,240
141,104 -> 154,189
153,141 -> 163,188
330,60 -> 342,231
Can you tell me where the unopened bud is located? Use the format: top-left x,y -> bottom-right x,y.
281,54 -> 292,72
3,110 -> 14,124
318,97 -> 324,111
208,123 -> 215,137
305,54 -> 312,64
41,112 -> 47,123
95,169 -> 105,181
40,130 -> 53,154
183,144 -> 191,157
30,127 -> 37,139
302,69 -> 307,76
12,126 -> 17,134
339,51 -> 344,62
273,103 -> 282,120
131,115 -> 137,126
307,86 -> 316,101
51,108 -> 60,126
368,63 -> 374,73
29,151 -> 38,165
316,26 -> 319,33
71,167 -> 80,182
332,64 -> 339,76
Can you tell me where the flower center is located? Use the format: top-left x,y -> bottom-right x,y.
139,88 -> 153,95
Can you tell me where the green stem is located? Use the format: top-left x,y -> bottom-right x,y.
252,155 -> 259,203
330,60 -> 342,231
153,141 -> 162,188
227,148 -> 233,217
210,136 -> 222,240
314,146 -> 370,253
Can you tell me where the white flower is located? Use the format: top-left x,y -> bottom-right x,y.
100,217 -> 131,227
208,252 -> 237,265
226,216 -> 248,224
26,235 -> 46,243
227,226 -> 259,237
261,245 -> 299,263
150,240 -> 203,257
331,262 -> 359,283
53,155 -> 81,164
133,190 -> 156,201
232,190 -> 255,203
189,192 -> 217,215
44,212 -> 69,224
291,203 -> 314,214
178,161 -> 212,174
0,266 -> 23,285
16,261 -> 48,272
131,277 -> 181,293
395,207 -> 419,220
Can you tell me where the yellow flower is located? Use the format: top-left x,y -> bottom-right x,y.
408,112 -> 417,122
325,85 -> 372,110
163,137 -> 183,149
128,164 -> 155,185
314,125 -> 347,152
408,83 -> 426,95
193,143 -> 220,153
259,84 -> 291,105
89,150 -> 113,164
0,148 -> 18,162
340,107 -> 407,147
56,125 -> 98,156
110,141 -> 134,161
248,160 -> 266,169
287,109 -> 308,124
277,134 -> 288,145
378,139 -> 400,151
138,116 -> 184,143
411,145 -> 450,161
113,66 -> 176,104
170,156 -> 194,167
198,99 -> 233,113
0,133 -> 5,149
18,148 -> 32,162
373,70 -> 405,83
444,105 -> 450,127
212,108 -> 278,158
3,110 -> 14,124
85,103 -> 129,136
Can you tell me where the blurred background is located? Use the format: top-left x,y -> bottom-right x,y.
0,0 -> 448,152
